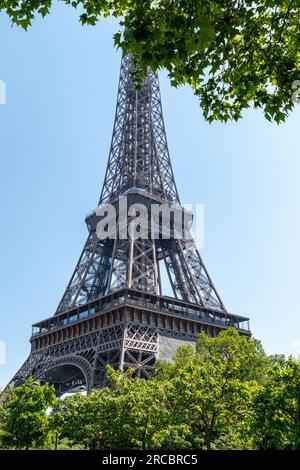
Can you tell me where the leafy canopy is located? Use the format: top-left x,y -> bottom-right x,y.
251,356 -> 300,450
52,329 -> 271,450
0,1 -> 300,123
51,366 -> 173,450
0,330 -> 299,450
0,377 -> 57,449
155,328 -> 269,449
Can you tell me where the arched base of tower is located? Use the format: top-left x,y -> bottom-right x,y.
9,289 -> 250,394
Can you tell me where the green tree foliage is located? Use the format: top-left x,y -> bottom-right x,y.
0,386 -> 14,449
0,377 -> 57,449
52,329 -> 270,450
0,1 -> 299,123
154,328 -> 270,449
1,332 -> 299,450
51,367 -> 172,450
251,356 -> 300,450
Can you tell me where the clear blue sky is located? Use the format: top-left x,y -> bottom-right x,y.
1,3 -> 300,388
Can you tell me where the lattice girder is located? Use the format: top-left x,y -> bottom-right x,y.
7,52 -> 251,394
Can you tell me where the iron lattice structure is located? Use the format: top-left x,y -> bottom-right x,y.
11,55 -> 250,394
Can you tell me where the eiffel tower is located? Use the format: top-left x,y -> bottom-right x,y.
11,54 -> 250,394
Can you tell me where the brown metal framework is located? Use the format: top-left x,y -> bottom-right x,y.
10,55 -> 250,393
56,54 -> 225,314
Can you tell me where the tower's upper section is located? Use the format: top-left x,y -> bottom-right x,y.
99,54 -> 180,206
54,53 -> 229,316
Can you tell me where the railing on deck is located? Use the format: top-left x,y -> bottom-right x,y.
32,289 -> 250,337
